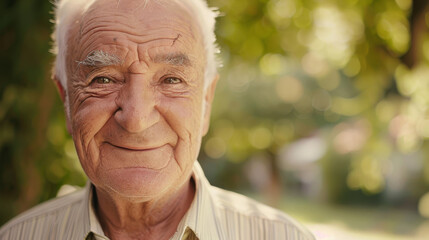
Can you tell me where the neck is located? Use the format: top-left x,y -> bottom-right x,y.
93,177 -> 195,240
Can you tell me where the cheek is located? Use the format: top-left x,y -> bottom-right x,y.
159,96 -> 203,136
70,94 -> 119,163
158,95 -> 204,158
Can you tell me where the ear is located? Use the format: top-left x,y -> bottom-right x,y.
53,76 -> 72,134
202,74 -> 219,136
54,76 -> 66,103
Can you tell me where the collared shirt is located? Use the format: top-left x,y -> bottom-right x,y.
0,162 -> 315,240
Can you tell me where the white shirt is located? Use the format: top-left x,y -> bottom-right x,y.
0,161 -> 315,240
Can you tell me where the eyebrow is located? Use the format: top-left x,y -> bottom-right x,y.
77,50 -> 122,68
153,52 -> 192,67
76,50 -> 192,72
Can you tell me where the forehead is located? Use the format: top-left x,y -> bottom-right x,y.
70,0 -> 204,70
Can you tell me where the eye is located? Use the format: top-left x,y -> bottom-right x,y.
163,77 -> 182,84
92,77 -> 112,84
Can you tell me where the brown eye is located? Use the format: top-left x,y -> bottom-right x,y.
93,77 -> 112,84
163,77 -> 182,84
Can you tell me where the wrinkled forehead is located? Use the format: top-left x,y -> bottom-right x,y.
79,0 -> 201,45
66,0 -> 204,73
82,0 -> 196,24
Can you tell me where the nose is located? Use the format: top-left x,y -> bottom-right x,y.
114,79 -> 159,133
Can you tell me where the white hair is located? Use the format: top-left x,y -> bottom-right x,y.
51,0 -> 220,91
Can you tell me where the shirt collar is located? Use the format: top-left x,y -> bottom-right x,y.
80,181 -> 96,239
178,161 -> 225,239
88,185 -> 107,238
85,161 -> 225,240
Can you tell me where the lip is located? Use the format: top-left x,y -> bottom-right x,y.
106,142 -> 165,151
100,142 -> 172,170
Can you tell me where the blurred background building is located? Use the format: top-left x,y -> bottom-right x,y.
1,0 -> 429,239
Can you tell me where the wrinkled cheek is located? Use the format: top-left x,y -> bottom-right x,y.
176,130 -> 199,158
71,115 -> 96,153
74,133 -> 100,166
69,97 -> 118,178
156,93 -> 205,169
170,110 -> 204,168
71,122 -> 99,178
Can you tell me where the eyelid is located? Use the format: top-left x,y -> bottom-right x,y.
160,71 -> 187,84
163,76 -> 183,84
92,76 -> 112,84
85,67 -> 122,85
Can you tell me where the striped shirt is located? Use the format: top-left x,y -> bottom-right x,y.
0,162 -> 315,240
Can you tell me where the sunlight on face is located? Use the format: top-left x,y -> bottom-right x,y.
65,0 -> 211,200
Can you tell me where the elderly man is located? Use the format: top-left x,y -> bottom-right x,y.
0,0 -> 314,239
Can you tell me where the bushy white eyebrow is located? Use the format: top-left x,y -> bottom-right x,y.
77,50 -> 121,68
154,52 -> 192,67
78,50 -> 192,69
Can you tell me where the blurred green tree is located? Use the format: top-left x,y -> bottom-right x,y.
0,0 -> 86,225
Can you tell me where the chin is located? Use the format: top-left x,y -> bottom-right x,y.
97,166 -> 181,200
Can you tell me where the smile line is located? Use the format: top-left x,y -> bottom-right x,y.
106,142 -> 165,151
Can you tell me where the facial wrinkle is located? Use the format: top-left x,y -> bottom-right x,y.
136,38 -> 186,69
171,34 -> 181,46
78,7 -> 143,44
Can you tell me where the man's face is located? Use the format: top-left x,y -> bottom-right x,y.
63,0 -> 215,200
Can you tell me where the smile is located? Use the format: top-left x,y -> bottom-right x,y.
106,142 -> 166,151
100,142 -> 173,170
